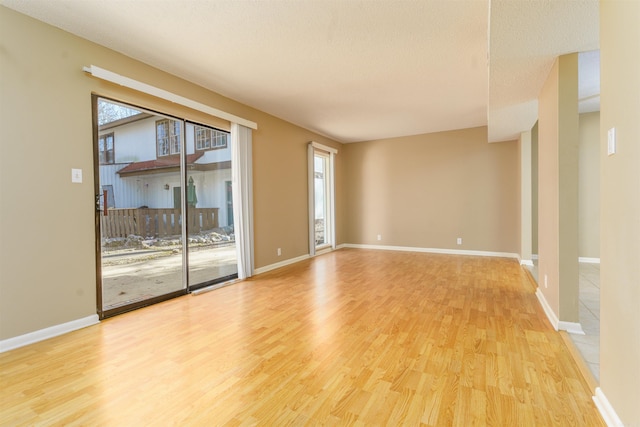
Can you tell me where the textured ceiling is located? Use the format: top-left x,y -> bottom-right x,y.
1,0 -> 599,143
488,0 -> 599,141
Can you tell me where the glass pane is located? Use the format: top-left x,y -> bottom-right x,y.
97,99 -> 186,312
314,154 -> 326,246
186,122 -> 238,289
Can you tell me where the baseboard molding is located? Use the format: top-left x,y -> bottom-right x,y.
254,245 -> 352,276
342,243 -> 519,260
535,288 -> 560,330
0,314 -> 99,353
534,289 -> 585,334
579,257 -> 601,264
558,321 -> 585,335
254,254 -> 311,275
254,244 -> 519,275
520,259 -> 534,267
593,387 -> 624,427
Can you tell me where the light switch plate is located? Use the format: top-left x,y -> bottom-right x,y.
607,127 -> 616,156
71,168 -> 83,183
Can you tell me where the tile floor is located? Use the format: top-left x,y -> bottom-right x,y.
573,262 -> 600,381
527,261 -> 600,381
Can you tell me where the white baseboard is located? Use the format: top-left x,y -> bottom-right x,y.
535,289 -> 585,334
341,243 -> 519,260
0,314 -> 99,353
579,257 -> 601,264
253,245 -> 351,276
558,321 -> 585,335
535,288 -> 560,330
254,244 -> 519,275
593,387 -> 624,427
254,254 -> 311,275
520,259 -> 534,267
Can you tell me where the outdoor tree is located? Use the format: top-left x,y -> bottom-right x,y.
98,99 -> 141,125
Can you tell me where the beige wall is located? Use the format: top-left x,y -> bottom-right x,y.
519,131 -> 532,261
531,122 -> 539,255
578,112 -> 600,259
537,54 -> 579,323
343,127 -> 520,253
599,1 -> 640,424
0,7 -> 343,340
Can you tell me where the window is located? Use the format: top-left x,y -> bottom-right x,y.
195,126 -> 228,151
98,133 -> 114,164
157,119 -> 181,156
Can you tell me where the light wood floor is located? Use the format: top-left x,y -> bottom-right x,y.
0,249 -> 604,426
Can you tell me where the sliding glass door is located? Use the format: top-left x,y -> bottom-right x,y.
314,151 -> 331,248
94,97 -> 237,318
308,142 -> 337,255
185,122 -> 238,290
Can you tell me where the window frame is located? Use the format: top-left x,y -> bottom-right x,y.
98,132 -> 115,164
195,126 -> 229,151
308,142 -> 337,256
156,118 -> 181,157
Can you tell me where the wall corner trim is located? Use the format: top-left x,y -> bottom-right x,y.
593,387 -> 624,427
0,314 -> 99,353
535,288 -> 560,330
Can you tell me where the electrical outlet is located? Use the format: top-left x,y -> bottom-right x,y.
457,237 -> 462,245
377,234 -> 382,241
277,248 -> 281,256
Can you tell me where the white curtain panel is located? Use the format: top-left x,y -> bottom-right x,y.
231,123 -> 254,279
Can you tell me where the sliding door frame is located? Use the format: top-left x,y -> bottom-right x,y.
93,95 -> 192,319
308,141 -> 337,257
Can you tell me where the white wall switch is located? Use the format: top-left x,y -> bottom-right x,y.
71,168 -> 83,183
457,237 -> 462,245
607,127 -> 616,156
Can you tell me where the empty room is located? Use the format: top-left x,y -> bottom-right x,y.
0,1 -> 638,426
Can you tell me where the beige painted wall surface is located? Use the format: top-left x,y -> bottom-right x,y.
343,127 -> 519,254
537,54 -> 580,323
556,54 -> 579,324
519,131 -> 532,261
537,61 -> 561,315
578,112 -> 600,259
0,7 -> 342,340
531,122 -> 539,255
599,1 -> 640,425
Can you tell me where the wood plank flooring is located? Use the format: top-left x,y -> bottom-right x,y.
0,249 -> 604,426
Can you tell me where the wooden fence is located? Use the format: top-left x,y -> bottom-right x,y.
100,208 -> 219,239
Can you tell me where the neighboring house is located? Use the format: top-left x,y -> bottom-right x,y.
98,112 -> 233,228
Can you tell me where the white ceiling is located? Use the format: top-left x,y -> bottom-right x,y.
1,0 -> 599,143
